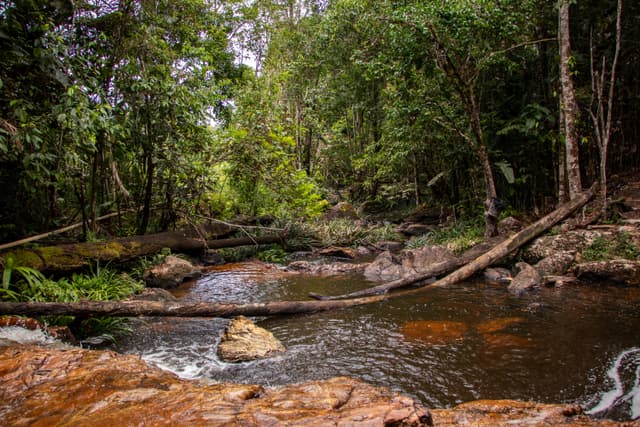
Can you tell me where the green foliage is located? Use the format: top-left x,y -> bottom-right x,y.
406,218 -> 484,254
581,233 -> 640,262
0,260 -> 143,339
256,247 -> 289,264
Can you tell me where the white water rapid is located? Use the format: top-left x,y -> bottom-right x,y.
587,347 -> 640,420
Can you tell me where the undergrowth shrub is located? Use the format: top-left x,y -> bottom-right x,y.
581,232 -> 639,262
406,217 -> 484,254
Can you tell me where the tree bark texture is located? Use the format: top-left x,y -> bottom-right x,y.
1,232 -> 285,272
558,0 -> 583,199
0,190 -> 592,318
0,296 -> 385,318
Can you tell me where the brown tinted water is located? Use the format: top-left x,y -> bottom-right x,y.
109,262 -> 640,420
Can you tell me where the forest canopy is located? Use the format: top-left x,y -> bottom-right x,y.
1,0 -> 638,242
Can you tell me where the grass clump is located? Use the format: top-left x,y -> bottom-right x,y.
406,217 -> 484,254
581,232 -> 639,262
292,219 -> 403,248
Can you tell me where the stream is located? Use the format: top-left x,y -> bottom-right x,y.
107,261 -> 640,421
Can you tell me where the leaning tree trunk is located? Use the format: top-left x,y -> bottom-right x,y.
310,190 -> 592,301
0,190 -> 592,318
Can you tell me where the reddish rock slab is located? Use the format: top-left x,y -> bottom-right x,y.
401,320 -> 468,345
431,399 -> 638,426
475,317 -> 525,334
0,346 -> 432,426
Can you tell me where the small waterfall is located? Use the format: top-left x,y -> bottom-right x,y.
0,326 -> 59,346
587,348 -> 640,419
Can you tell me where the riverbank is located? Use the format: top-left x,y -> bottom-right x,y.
1,344 -> 637,426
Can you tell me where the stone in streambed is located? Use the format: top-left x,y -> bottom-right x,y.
143,255 -> 201,289
401,320 -> 468,345
218,316 -> 286,363
508,262 -> 541,294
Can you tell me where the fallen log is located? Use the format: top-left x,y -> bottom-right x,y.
309,236 -> 506,301
311,190 -> 592,300
0,190 -> 592,318
0,232 -> 285,272
406,188 -> 593,291
0,295 -> 385,318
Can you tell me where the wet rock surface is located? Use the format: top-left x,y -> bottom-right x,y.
143,255 -> 202,289
508,262 -> 542,293
431,399 -> 638,426
0,346 -> 431,426
217,316 -> 286,362
365,246 -> 457,282
285,260 -> 366,276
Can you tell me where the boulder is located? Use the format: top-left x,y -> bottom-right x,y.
364,246 -> 457,282
508,262 -> 541,294
573,259 -> 640,286
534,251 -> 576,276
498,216 -> 525,234
323,202 -> 359,220
0,346 -> 432,426
364,251 -> 404,281
143,255 -> 202,289
523,230 -> 605,263
218,316 -> 286,362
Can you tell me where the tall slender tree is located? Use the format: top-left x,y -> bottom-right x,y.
558,0 -> 583,199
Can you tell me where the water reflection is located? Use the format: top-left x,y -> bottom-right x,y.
109,262 -> 640,420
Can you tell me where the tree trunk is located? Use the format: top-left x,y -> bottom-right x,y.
558,0 -> 583,199
590,0 -> 623,218
0,296 -> 385,318
1,232 -> 286,272
310,190 -> 592,301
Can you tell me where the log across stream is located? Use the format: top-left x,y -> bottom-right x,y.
98,262 -> 640,421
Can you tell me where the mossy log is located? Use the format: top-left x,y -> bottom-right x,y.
0,232 -> 286,272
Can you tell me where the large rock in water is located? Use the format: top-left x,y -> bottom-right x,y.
143,255 -> 201,289
574,259 -> 640,286
218,316 -> 286,362
0,346 -> 432,426
508,262 -> 542,294
364,246 -> 457,282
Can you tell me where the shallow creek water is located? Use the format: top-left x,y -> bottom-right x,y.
109,262 -> 640,420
